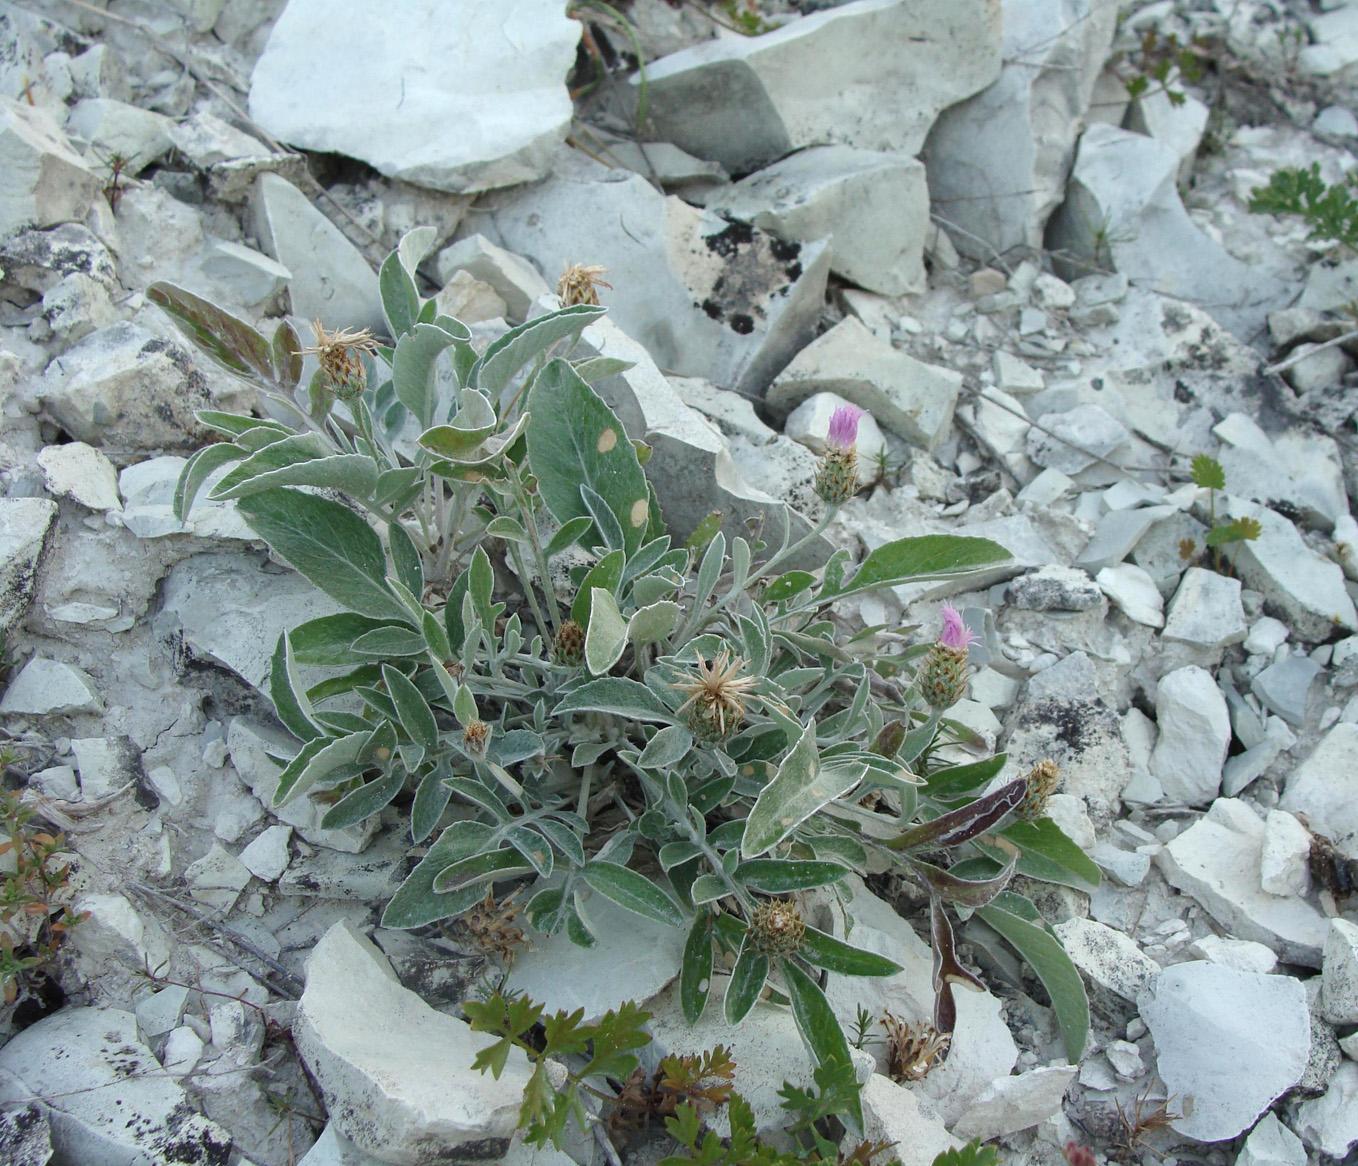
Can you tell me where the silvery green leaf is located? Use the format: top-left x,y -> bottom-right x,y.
473,303 -> 606,395
236,489 -> 413,623
582,861 -> 686,927
381,820 -> 495,929
826,535 -> 1012,599
321,767 -> 405,830
375,467 -> 424,508
175,443 -> 243,520
638,724 -> 693,768
543,515 -> 593,558
526,359 -> 648,555
382,664 -> 439,751
388,522 -> 424,598
485,515 -> 529,543
737,611 -> 770,676
392,323 -> 461,429
632,572 -> 682,607
148,282 -> 275,384
555,678 -> 676,723
453,683 -> 478,727
726,536 -> 751,599
209,433 -> 377,502
572,549 -> 624,628
571,355 -> 635,382
580,483 -> 626,552
742,724 -> 868,859
659,841 -> 702,871
417,388 -> 497,457
585,587 -> 628,675
724,941 -> 769,1024
270,632 -> 322,741
690,874 -> 727,904
694,530 -> 726,612
273,729 -> 370,805
628,600 -> 680,647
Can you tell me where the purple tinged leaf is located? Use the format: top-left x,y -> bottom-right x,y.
888,776 -> 1027,852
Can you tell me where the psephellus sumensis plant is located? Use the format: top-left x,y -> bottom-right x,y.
151,229 -> 1098,1137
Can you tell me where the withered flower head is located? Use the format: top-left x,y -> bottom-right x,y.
552,619 -> 585,667
462,719 -> 490,756
748,899 -> 805,957
302,319 -> 379,401
882,1012 -> 951,1082
557,263 -> 612,307
672,647 -> 757,742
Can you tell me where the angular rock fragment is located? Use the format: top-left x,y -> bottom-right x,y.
767,316 -> 960,450
293,921 -> 532,1163
38,322 -> 212,452
479,154 -> 829,396
1048,124 -> 1286,338
0,98 -> 102,238
250,0 -> 580,193
924,0 -> 1117,257
1139,961 -> 1310,1142
1280,723 -> 1358,860
0,1008 -> 232,1165
1149,666 -> 1231,805
1158,799 -> 1328,965
711,146 -> 928,295
252,173 -> 382,332
0,498 -> 58,633
637,0 -> 1002,173
0,657 -> 101,715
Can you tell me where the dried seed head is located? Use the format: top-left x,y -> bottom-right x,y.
557,263 -> 612,307
672,647 -> 757,742
882,1012 -> 951,1082
462,719 -> 490,755
458,889 -> 526,967
748,899 -> 805,957
1018,758 -> 1061,820
553,619 -> 585,667
302,319 -> 378,401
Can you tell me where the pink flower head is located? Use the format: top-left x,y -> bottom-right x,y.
826,404 -> 863,452
938,603 -> 980,651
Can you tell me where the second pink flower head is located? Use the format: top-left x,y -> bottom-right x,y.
827,404 -> 863,452
938,603 -> 980,651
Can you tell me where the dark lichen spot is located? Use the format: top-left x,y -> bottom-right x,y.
705,220 -> 755,258
700,298 -> 724,321
729,313 -> 754,335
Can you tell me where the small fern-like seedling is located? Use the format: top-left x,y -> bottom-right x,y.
1190,453 -> 1261,572
1249,163 -> 1358,251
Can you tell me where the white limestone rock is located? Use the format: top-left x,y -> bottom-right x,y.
950,1066 -> 1078,1140
768,316 -> 960,450
38,322 -> 212,451
1213,412 -> 1348,532
0,1008 -> 232,1164
1221,496 -> 1358,641
251,173 -> 383,333
1075,505 -> 1177,573
1126,86 -> 1209,184
70,735 -> 139,800
924,0 -> 1117,257
156,552 -> 344,693
1157,799 -> 1329,965
1096,563 -> 1164,627
1260,810 -> 1313,898
295,921 -> 532,1162
1048,124 -> 1286,338
1251,655 -> 1322,728
508,889 -> 687,1022
859,1075 -> 957,1162
250,0 -> 579,193
1052,917 -> 1159,1004
1149,666 -> 1231,805
1188,935 -> 1277,975
0,98 -> 101,238
0,657 -> 101,715
637,0 -> 1001,174
433,234 -> 550,323
239,824 -> 293,884
65,97 -> 173,174
434,270 -> 506,325
195,240 -> 292,311
1279,722 -> 1358,860
1321,917 -> 1358,1025
1238,1113 -> 1307,1166
1025,403 -> 1129,475
69,892 -> 172,980
1139,961 -> 1310,1142
711,146 -> 928,295
36,442 -> 121,511
1162,568 -> 1246,656
479,153 -> 829,396
1293,1061 -> 1358,1158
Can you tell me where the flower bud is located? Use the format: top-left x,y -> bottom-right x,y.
917,604 -> 979,709
1018,759 -> 1061,820
552,619 -> 585,666
748,899 -> 806,957
302,320 -> 378,403
814,404 -> 864,505
462,720 -> 490,755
